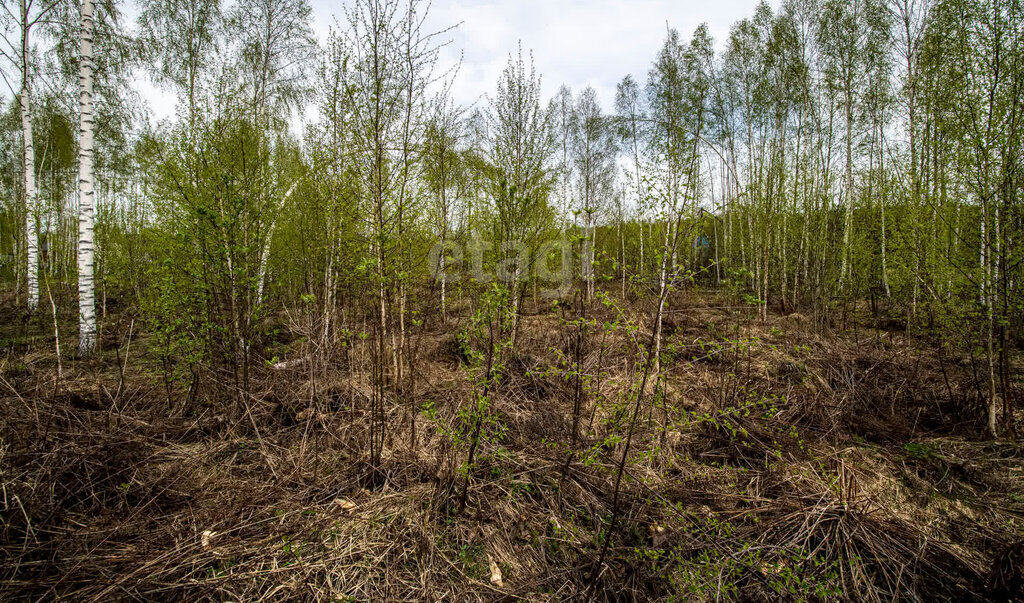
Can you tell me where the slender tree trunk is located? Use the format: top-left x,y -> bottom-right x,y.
439,236 -> 447,320
588,214 -> 596,301
618,195 -> 625,297
77,0 -> 98,355
256,178 -> 302,305
840,88 -> 854,291
19,1 -> 39,313
879,122 -> 890,297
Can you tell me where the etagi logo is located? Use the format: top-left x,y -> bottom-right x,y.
427,238 -> 593,298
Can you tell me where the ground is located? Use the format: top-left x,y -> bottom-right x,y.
0,287 -> 1022,601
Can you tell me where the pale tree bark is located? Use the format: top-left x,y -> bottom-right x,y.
839,87 -> 854,289
256,177 -> 302,306
878,121 -> 890,297
77,0 -> 98,355
18,0 -> 39,312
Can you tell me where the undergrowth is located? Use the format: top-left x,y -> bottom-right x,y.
0,289 -> 1021,601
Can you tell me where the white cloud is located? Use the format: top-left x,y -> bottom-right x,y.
134,0 -> 777,121
403,0 -> 779,110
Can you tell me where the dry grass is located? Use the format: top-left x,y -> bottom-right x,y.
0,288 -> 1021,601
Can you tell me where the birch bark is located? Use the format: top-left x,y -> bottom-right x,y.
77,0 -> 98,355
19,0 -> 39,312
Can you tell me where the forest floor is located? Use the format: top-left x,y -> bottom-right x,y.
0,287 -> 1022,601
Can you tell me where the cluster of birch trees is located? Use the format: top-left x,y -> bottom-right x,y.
1,0 -> 111,356
0,0 -> 1021,435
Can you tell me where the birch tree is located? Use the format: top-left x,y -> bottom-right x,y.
423,100 -> 466,320
227,0 -> 315,306
922,0 -> 1024,436
0,0 -> 61,312
549,84 -> 575,225
571,86 -> 616,300
332,0 -> 446,477
483,45 -> 553,339
647,26 -> 702,361
17,1 -> 39,312
614,74 -> 646,280
819,0 -> 888,292
76,0 -> 96,354
137,0 -> 222,120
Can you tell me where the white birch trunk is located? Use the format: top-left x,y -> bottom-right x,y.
77,0 -> 97,355
839,95 -> 854,289
19,1 -> 39,312
256,178 -> 302,306
878,123 -> 890,298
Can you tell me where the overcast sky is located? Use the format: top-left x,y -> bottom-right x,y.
137,0 -> 780,123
